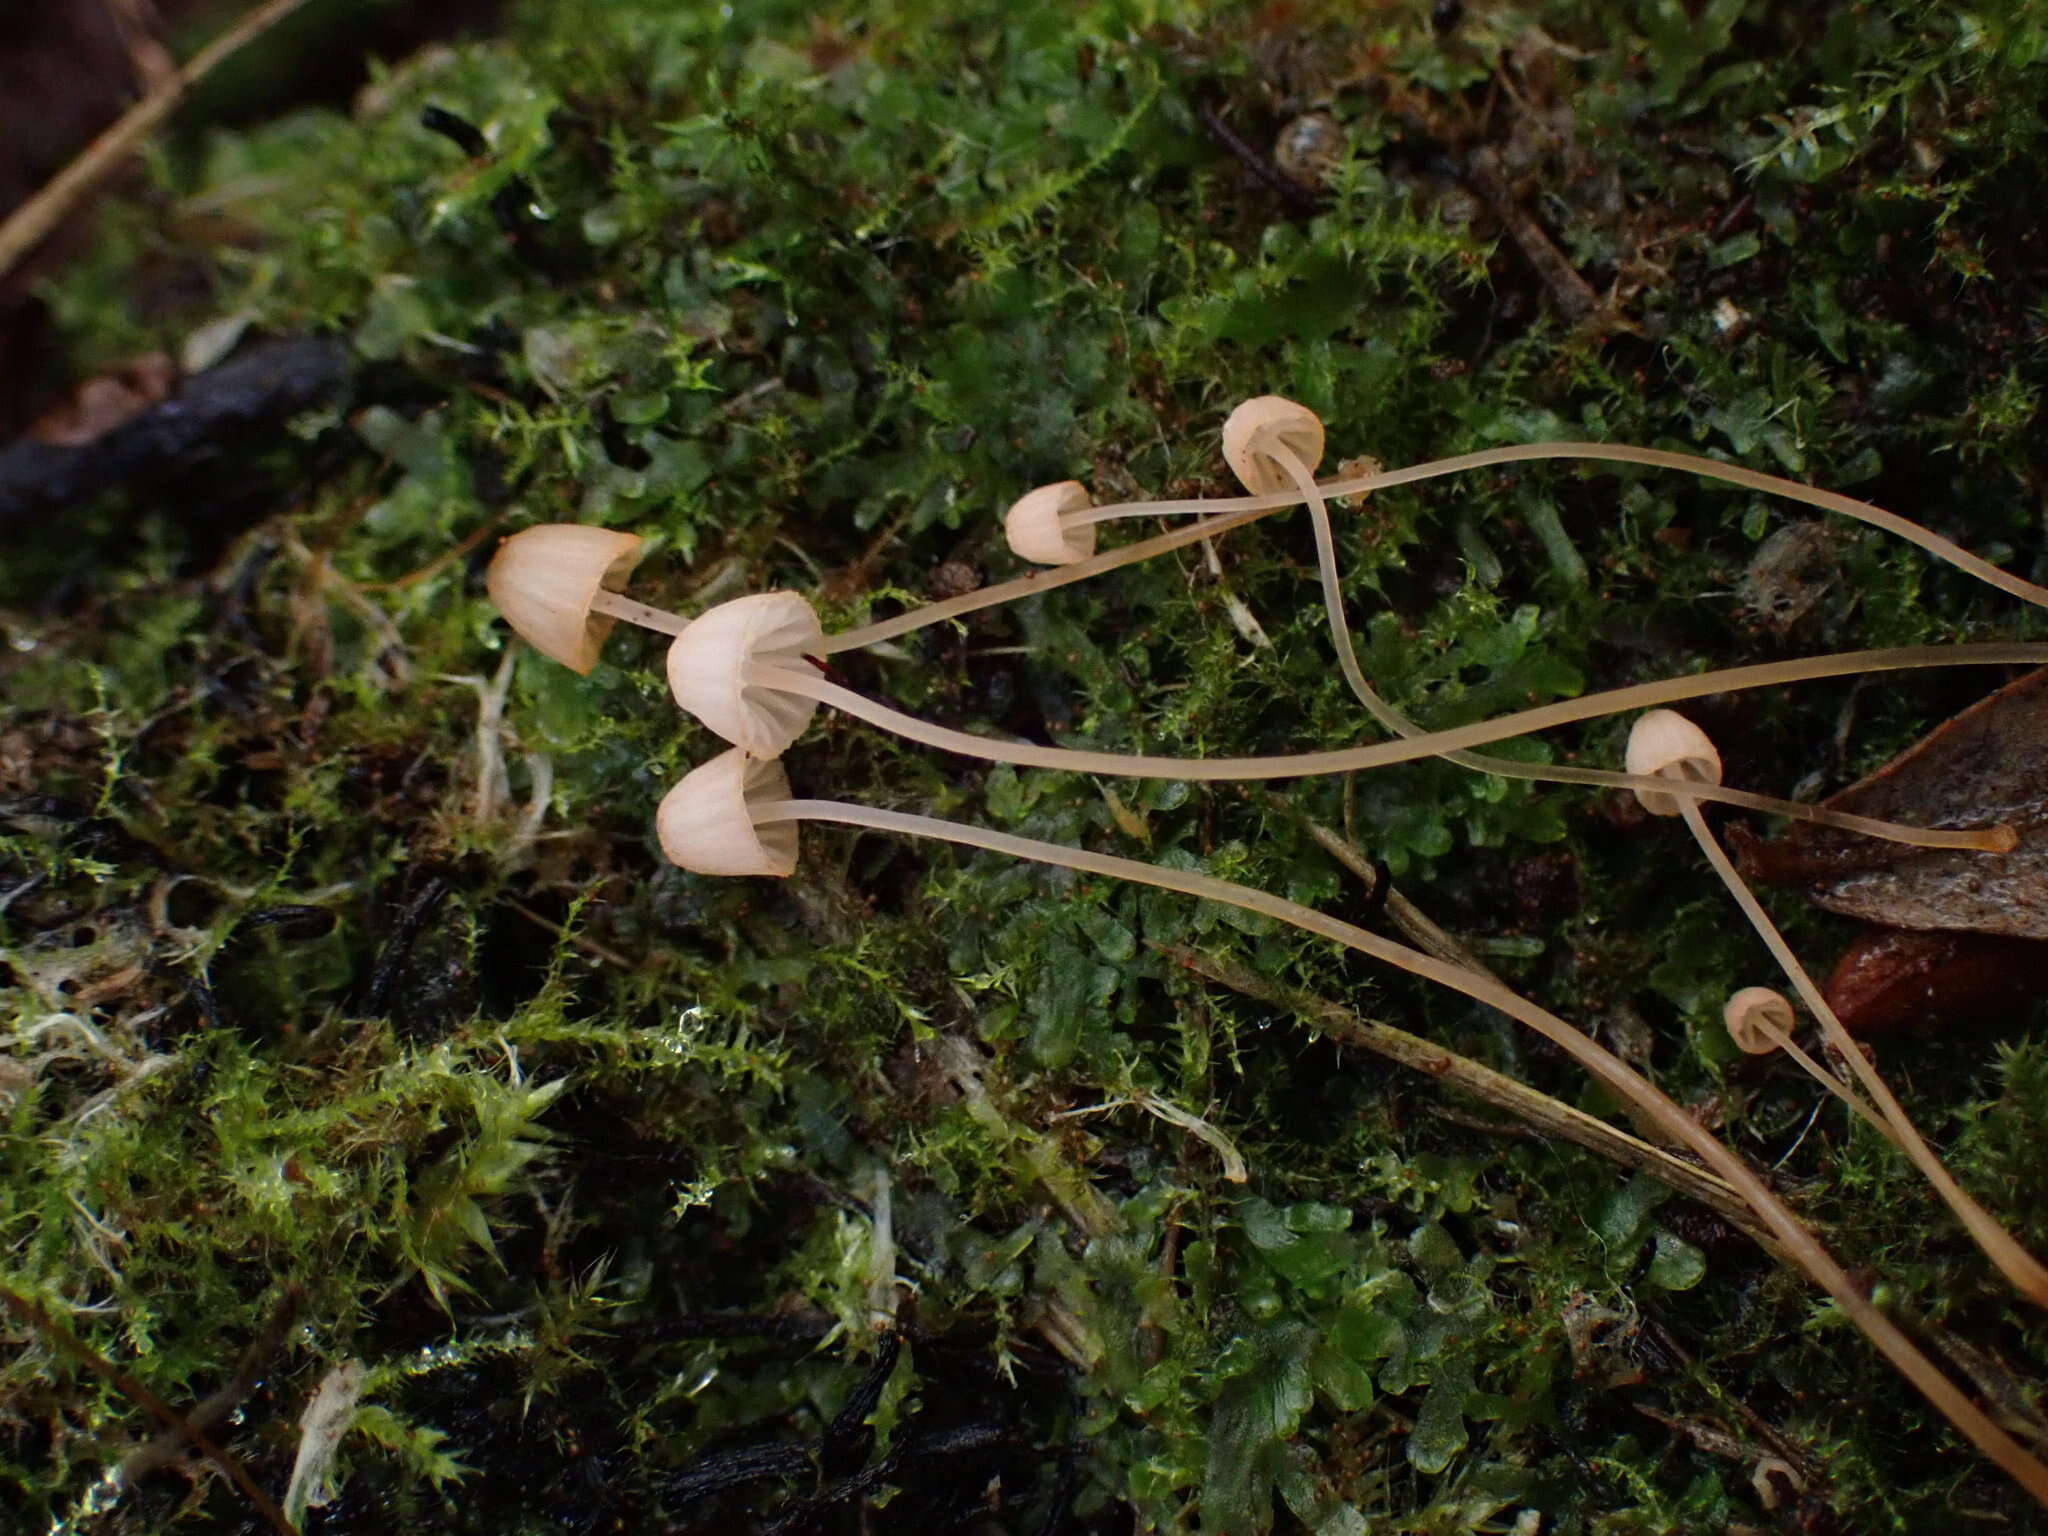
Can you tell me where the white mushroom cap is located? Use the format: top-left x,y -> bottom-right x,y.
1003,481 -> 1096,565
665,592 -> 826,757
485,524 -> 646,673
657,748 -> 800,877
1624,709 -> 1724,816
1724,986 -> 1795,1056
1221,396 -> 1326,495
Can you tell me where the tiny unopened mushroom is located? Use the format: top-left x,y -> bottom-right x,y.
486,523 -> 687,673
651,744 -> 2048,1502
1723,986 -> 1795,1056
1631,709 -> 2048,1308
1003,481 -> 1096,566
1722,983 -> 1895,1134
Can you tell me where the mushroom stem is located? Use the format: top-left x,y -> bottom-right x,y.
589,588 -> 690,637
1739,1004 -> 1908,1152
827,500 -> 1283,653
747,643 -> 2048,785
1260,434 -> 2011,851
840,438 -> 2048,655
749,790 -> 2048,1505
1677,793 -> 2048,1308
1062,440 -> 2048,611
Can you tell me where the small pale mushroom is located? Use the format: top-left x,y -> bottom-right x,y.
655,747 -> 798,876
1221,395 -> 1326,493
1723,985 -> 1796,1056
1623,709 -> 1723,816
664,591 -> 826,758
1720,985 -> 1887,1132
1002,481 -> 1096,566
485,524 -> 685,673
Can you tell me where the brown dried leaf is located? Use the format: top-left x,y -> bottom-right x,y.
26,351 -> 174,446
1734,667 -> 2048,938
1822,927 -> 2048,1035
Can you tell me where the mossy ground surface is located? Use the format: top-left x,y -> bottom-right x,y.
5,1 -> 2048,1531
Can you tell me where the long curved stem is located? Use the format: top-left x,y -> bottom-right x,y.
1265,447 -> 2011,852
831,440 -> 2048,654
756,795 -> 2048,1506
753,643 -> 2048,782
590,588 -> 688,636
1066,441 -> 2048,611
1679,795 -> 2048,1308
825,500 -> 1284,653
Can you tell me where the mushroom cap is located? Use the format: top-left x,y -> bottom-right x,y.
1221,396 -> 1326,495
1624,709 -> 1724,816
665,592 -> 826,758
657,747 -> 800,877
486,524 -> 646,674
1004,481 -> 1096,565
1724,985 -> 1795,1055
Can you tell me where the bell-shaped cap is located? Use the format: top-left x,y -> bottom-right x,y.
666,592 -> 826,757
486,524 -> 646,673
657,747 -> 800,877
1222,396 -> 1326,495
1004,482 -> 1096,565
1624,709 -> 1724,816
1723,986 -> 1794,1056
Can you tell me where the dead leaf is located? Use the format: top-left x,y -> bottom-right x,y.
26,351 -> 174,445
1734,667 -> 2048,938
1739,521 -> 1837,638
1822,927 -> 2048,1035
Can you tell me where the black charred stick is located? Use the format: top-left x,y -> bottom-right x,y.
0,338 -> 346,529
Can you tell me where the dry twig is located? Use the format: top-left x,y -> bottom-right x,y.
1154,940 -> 1784,1258
0,0 -> 317,281
0,1285 -> 297,1533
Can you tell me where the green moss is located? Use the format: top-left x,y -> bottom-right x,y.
5,0 -> 2048,1530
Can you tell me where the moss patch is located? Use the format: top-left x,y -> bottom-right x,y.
5,1 -> 2048,1530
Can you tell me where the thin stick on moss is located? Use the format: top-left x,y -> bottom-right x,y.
0,0 -> 319,280
1157,940 -> 1779,1254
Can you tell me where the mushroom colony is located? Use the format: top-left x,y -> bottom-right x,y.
488,401 -> 2048,1504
